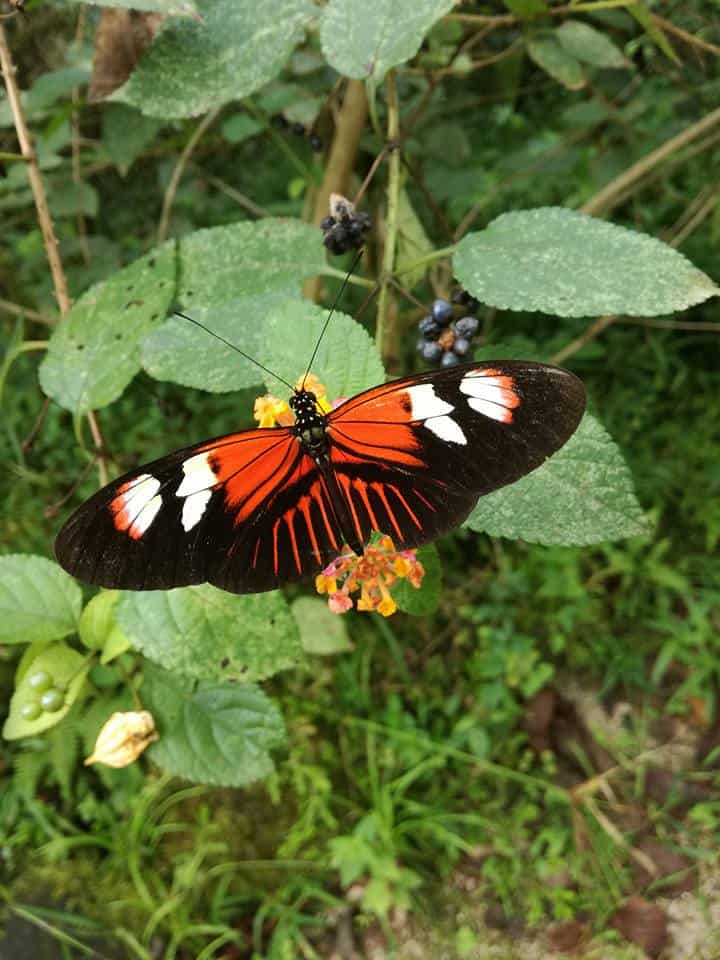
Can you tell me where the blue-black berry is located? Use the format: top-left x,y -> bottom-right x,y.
271,114 -> 289,130
418,316 -> 441,340
320,216 -> 336,231
291,122 -> 306,137
455,315 -> 479,338
431,299 -> 454,325
441,350 -> 460,367
419,340 -> 443,363
453,337 -> 471,357
308,133 -> 323,152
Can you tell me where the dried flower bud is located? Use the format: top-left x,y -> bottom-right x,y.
85,710 -> 158,768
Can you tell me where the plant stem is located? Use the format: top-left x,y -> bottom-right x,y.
0,22 -> 70,314
392,244 -> 457,278
375,70 -> 401,371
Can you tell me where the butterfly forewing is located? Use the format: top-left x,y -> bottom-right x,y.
325,360 -> 586,550
55,360 -> 585,594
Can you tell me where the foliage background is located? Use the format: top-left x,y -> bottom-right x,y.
1,1 -> 719,958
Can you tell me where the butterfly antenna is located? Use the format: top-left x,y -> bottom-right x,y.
302,246 -> 364,389
173,310 -> 295,393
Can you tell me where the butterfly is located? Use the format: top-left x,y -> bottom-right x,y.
54,360 -> 586,594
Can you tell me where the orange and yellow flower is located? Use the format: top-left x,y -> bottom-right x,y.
254,374 -> 334,429
315,535 -> 425,617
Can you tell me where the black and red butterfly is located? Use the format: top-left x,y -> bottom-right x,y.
55,360 -> 585,594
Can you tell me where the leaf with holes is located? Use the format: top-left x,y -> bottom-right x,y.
3,643 -> 90,740
115,0 -> 315,118
321,0 -> 455,81
465,414 -> 651,545
142,662 -> 286,786
454,207 -> 719,317
39,245 -> 175,414
0,555 -> 82,645
258,299 -> 386,399
118,586 -> 302,682
291,597 -> 352,655
174,218 -> 326,308
142,293 -> 288,392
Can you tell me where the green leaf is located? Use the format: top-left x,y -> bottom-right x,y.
142,662 -> 286,786
555,21 -> 629,69
527,31 -> 586,90
464,413 -> 651,546
142,293 -> 284,392
454,207 -> 719,318
115,0 -> 315,119
3,643 -> 89,740
258,299 -> 386,398
78,591 -> 132,664
48,181 -> 99,219
220,112 -> 264,144
39,245 -> 175,414
102,103 -> 165,175
66,0 -> 198,12
291,597 -> 352,655
0,556 -> 82,645
393,544 -> 441,616
396,187 -> 434,291
174,218 -> 326,307
503,0 -> 547,14
629,2 -> 680,64
118,586 -> 302,683
320,0 -> 455,82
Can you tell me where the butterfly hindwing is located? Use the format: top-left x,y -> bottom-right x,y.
326,360 -> 586,549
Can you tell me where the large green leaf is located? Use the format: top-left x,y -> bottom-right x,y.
40,219 -> 325,413
174,219 -> 325,308
258,299 -> 386,398
118,586 -> 302,682
454,207 -> 719,318
0,556 -> 82,645
555,21 -> 629,69
527,32 -> 586,90
291,597 -> 352,655
102,104 -> 165,175
142,293 -> 287,392
320,0 -> 455,81
142,662 -> 286,786
3,643 -> 89,740
465,414 -> 651,545
39,245 -> 175,414
115,0 -> 315,118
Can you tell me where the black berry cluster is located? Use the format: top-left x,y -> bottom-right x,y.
271,114 -> 323,152
417,290 -> 480,366
321,193 -> 372,255
19,669 -> 66,721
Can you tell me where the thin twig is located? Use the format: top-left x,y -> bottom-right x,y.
651,13 -> 720,58
550,315 -> 615,365
0,21 -> 70,314
0,297 -> 53,324
201,171 -> 269,218
157,107 -> 221,243
619,317 -> 720,333
665,184 -> 720,248
375,71 -> 402,371
581,106 -> 720,217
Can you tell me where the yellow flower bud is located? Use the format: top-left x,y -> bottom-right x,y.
84,710 -> 158,768
377,596 -> 397,617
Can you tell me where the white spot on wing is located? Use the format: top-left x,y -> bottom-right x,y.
425,415 -> 466,445
407,383 -> 453,420
467,397 -> 512,422
176,452 -> 216,497
460,372 -> 509,398
121,475 -> 160,514
181,489 -> 212,532
132,494 -> 162,535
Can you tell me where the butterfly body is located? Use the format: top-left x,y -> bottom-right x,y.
55,361 -> 586,595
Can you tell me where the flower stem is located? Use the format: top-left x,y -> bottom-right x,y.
375,71 -> 402,372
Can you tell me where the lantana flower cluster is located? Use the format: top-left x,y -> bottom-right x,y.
253,373 -> 333,428
316,535 -> 425,617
